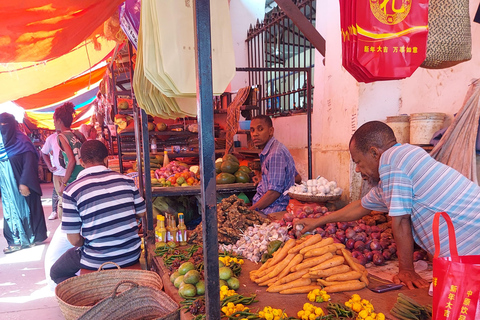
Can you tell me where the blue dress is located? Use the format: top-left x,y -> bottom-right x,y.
0,114 -> 47,247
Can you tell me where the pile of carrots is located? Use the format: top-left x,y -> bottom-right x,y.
249,234 -> 370,294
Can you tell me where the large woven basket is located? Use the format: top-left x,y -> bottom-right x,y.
288,192 -> 341,203
421,0 -> 471,69
55,262 -> 164,320
78,280 -> 179,320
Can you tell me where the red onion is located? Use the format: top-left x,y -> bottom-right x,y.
354,241 -> 366,251
337,222 -> 349,231
355,254 -> 367,266
382,250 -> 392,260
345,228 -> 356,239
351,251 -> 363,259
283,212 -> 294,222
370,225 -> 381,233
370,232 -> 381,240
413,250 -> 427,261
313,213 -> 323,218
332,236 -> 342,244
303,206 -> 314,215
314,205 -> 323,213
307,214 -> 315,218
278,220 -> 286,227
335,231 -> 346,243
379,239 -> 391,250
315,227 -> 326,237
352,232 -> 366,243
370,240 -> 382,251
364,225 -> 372,234
325,225 -> 337,235
294,208 -> 304,216
364,251 -> 374,262
353,225 -> 363,233
297,212 -> 307,219
345,239 -> 355,250
372,253 -> 385,266
387,244 -> 397,255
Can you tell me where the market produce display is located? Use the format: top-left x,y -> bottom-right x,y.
153,160 -> 200,187
215,154 -> 253,184
390,293 -> 432,320
250,235 -> 371,294
219,222 -> 290,263
188,195 -> 269,245
287,176 -> 343,197
274,204 -> 428,266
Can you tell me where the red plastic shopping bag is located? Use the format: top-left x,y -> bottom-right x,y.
432,212 -> 480,319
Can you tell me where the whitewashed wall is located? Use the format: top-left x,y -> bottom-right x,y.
229,1 -> 480,205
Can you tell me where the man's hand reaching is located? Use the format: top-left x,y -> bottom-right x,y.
393,269 -> 430,290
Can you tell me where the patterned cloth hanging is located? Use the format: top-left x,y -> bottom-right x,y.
225,87 -> 250,155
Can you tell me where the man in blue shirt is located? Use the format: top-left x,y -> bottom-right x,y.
296,121 -> 480,290
250,115 -> 301,215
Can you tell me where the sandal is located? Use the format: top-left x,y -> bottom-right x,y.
3,245 -> 23,254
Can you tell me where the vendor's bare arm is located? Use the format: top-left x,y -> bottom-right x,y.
67,233 -> 84,247
298,200 -> 372,233
391,215 -> 429,289
250,190 -> 281,211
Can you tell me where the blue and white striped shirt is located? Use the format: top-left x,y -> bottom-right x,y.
62,166 -> 146,269
253,137 -> 297,214
362,143 -> 480,257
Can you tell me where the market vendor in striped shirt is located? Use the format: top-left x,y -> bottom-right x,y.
50,140 -> 145,284
296,121 -> 480,290
250,115 -> 301,215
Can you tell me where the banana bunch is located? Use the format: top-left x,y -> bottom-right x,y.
390,293 -> 432,320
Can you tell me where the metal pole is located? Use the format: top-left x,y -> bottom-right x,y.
193,1 -> 220,319
306,68 -> 312,179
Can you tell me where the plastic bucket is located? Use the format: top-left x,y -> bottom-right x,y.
410,113 -> 445,145
386,115 -> 410,144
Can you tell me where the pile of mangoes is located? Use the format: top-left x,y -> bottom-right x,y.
215,154 -> 252,184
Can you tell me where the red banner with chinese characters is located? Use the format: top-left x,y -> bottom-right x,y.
341,0 -> 428,82
432,212 -> 480,320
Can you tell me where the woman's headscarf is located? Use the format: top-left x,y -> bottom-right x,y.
0,112 -> 37,159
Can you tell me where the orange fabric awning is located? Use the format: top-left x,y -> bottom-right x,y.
25,103 -> 93,130
0,0 -> 125,63
0,37 -> 116,104
14,65 -> 107,110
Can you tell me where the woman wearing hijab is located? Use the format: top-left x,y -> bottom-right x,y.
0,112 -> 47,254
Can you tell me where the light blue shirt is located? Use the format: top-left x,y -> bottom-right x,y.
362,143 -> 480,257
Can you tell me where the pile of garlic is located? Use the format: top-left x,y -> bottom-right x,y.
219,222 -> 289,263
287,176 -> 343,197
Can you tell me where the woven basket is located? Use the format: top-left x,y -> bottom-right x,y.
288,192 -> 341,203
421,0 -> 471,69
55,262 -> 164,320
78,280 -> 179,320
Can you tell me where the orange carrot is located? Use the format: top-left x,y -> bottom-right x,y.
299,237 -> 334,255
323,280 -> 366,293
277,269 -> 309,285
266,278 -> 312,293
291,252 -> 334,272
309,264 -> 351,277
288,234 -> 323,254
279,285 -> 322,294
308,255 -> 345,271
325,270 -> 362,282
303,244 -> 338,258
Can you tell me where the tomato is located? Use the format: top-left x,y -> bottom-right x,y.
187,177 -> 195,185
181,171 -> 190,179
167,176 -> 177,184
